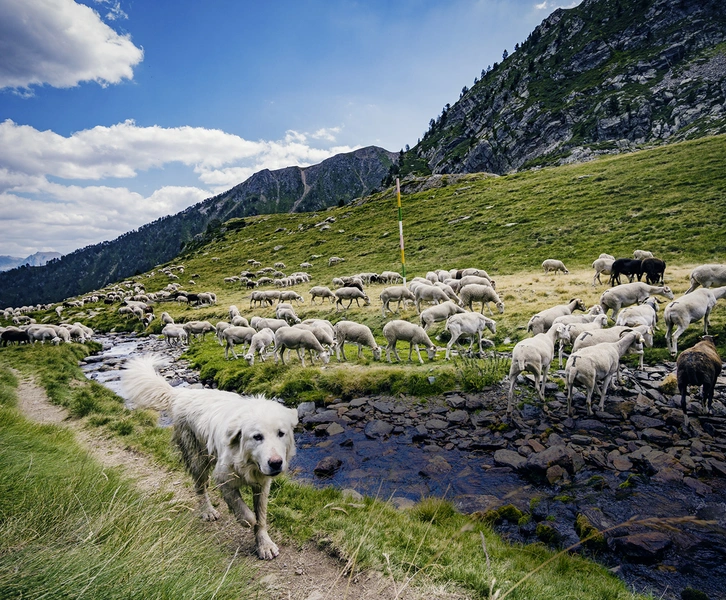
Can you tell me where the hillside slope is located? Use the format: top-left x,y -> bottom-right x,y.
410,0 -> 726,175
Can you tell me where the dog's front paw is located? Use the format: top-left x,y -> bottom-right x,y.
256,532 -> 279,560
200,507 -> 221,521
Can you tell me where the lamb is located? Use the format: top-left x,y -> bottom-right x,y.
243,328 -> 276,365
273,327 -> 330,366
676,336 -> 723,430
333,320 -> 382,361
382,320 -> 438,364
419,301 -> 466,331
309,286 -> 336,304
334,287 -> 371,311
542,259 -> 569,275
221,325 -> 257,359
444,312 -> 496,360
414,284 -> 450,313
507,323 -> 570,414
565,330 -> 646,416
685,264 -> 726,294
571,324 -> 653,370
380,286 -> 416,317
162,323 -> 188,346
458,284 -> 504,315
614,296 -> 660,331
664,286 -> 726,355
592,255 -> 615,286
599,283 -> 674,320
526,298 -> 586,335
556,314 -> 609,368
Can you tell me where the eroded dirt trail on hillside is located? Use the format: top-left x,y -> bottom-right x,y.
13,373 -> 470,600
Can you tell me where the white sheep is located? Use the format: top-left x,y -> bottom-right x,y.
250,317 -> 289,332
551,305 -> 604,327
279,290 -> 304,305
542,259 -> 569,274
664,286 -> 726,355
162,323 -> 188,346
685,264 -> 726,294
182,320 -> 215,340
276,304 -> 301,325
160,311 -> 175,325
243,328 -> 276,365
458,274 -> 495,290
380,286 -> 415,317
222,325 -> 257,359
599,283 -> 674,320
328,256 -> 345,266
633,250 -> 653,260
433,281 -> 460,303
592,255 -> 615,286
419,301 -> 466,331
444,312 -> 496,360
382,320 -> 438,364
458,284 -> 504,315
294,323 -> 335,351
231,315 -> 249,327
614,296 -> 660,329
380,270 -> 403,284
309,286 -> 336,304
334,287 -> 370,311
571,324 -> 653,370
333,320 -> 382,361
565,330 -> 645,416
274,327 -> 330,366
557,313 -> 609,368
507,323 -> 570,413
414,284 -> 450,313
215,321 -> 231,346
229,305 -> 241,320
526,298 -> 586,334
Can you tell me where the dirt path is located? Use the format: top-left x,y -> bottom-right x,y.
14,374 -> 469,600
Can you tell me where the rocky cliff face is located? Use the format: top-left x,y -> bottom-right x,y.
414,0 -> 726,174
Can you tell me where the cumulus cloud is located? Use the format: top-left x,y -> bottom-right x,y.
0,119 -> 356,256
0,0 -> 143,91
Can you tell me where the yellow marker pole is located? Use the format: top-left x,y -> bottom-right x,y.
396,178 -> 406,286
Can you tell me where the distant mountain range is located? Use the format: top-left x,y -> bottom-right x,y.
2,0 -> 725,307
0,252 -> 61,272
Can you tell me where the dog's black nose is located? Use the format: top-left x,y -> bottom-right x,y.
268,458 -> 283,473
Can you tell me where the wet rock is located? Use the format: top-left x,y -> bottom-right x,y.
609,532 -> 672,563
304,409 -> 340,424
494,449 -> 526,470
364,420 -> 394,439
683,477 -> 712,496
412,425 -> 429,441
446,410 -> 469,425
425,418 -> 449,430
629,414 -> 665,429
525,444 -> 583,476
297,401 -> 316,419
326,423 -> 345,436
314,456 -> 342,477
419,455 -> 452,477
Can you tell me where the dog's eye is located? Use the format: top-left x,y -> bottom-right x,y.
277,430 -> 285,438
253,433 -> 264,442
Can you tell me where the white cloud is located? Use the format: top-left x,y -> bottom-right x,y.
0,119 -> 357,255
0,0 -> 143,91
94,0 -> 127,21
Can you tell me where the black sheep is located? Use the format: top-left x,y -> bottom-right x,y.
676,336 -> 723,429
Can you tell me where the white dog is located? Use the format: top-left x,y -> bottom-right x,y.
121,356 -> 298,559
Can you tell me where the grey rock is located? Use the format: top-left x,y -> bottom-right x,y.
364,420 -> 394,439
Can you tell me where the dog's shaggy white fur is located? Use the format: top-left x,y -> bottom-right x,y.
121,356 -> 298,559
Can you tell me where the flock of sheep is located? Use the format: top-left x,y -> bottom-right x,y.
1,250 -> 724,430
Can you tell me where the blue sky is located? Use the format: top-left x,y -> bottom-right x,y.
0,0 -> 577,258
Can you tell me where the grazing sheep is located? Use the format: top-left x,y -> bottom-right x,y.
572,324 -> 653,370
565,330 -> 645,416
608,259 -> 643,285
592,255 -> 615,286
420,301 -> 466,331
380,270 -> 403,284
293,323 -> 334,352
641,257 -> 666,285
309,286 -> 336,304
633,250 -> 653,260
676,336 -> 723,429
1,327 -> 31,346
599,283 -> 674,321
664,286 -> 726,355
183,320 -> 215,340
542,259 -> 569,275
274,327 -> 330,366
380,286 -> 416,317
197,292 -> 217,306
328,256 -> 345,267
215,321 -> 231,346
556,314 -> 609,368
160,311 -> 175,325
685,264 -> 726,294
333,320 -> 382,361
229,305 -> 241,320
382,320 -> 438,364
222,326 -> 257,360
527,298 -> 586,335
507,323 -> 570,413
551,305 -> 604,326
243,328 -> 276,365
458,284 -> 504,315
615,296 -> 660,330
250,317 -> 289,332
278,291 -> 304,305
276,304 -> 301,325
334,287 -> 371,311
414,284 -> 450,313
433,281 -> 460,303
458,275 -> 496,290
28,326 -> 61,345
231,315 -> 250,327
162,323 -> 188,346
444,313 -> 496,360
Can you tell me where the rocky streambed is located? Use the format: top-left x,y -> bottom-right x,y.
81,334 -> 726,600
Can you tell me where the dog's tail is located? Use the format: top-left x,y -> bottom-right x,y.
121,355 -> 177,410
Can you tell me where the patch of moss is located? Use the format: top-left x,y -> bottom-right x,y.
574,514 -> 607,552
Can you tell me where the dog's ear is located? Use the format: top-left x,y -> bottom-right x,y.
227,427 -> 242,448
287,407 -> 299,428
